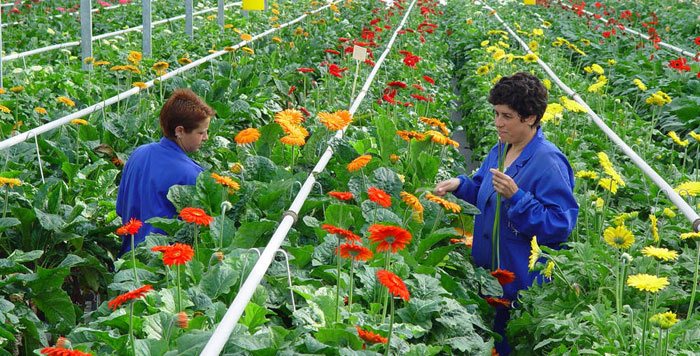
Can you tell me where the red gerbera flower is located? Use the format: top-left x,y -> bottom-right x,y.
422,75 -> 435,84
288,85 -> 296,95
321,224 -> 361,242
412,83 -> 424,91
338,243 -> 374,261
324,49 -> 340,55
403,54 -> 421,68
695,36 -> 700,46
41,347 -> 92,356
179,207 -> 213,226
116,218 -> 143,236
297,67 -> 315,73
376,269 -> 410,301
368,224 -> 412,253
387,81 -> 407,88
328,64 -> 348,78
338,37 -> 350,42
355,326 -> 388,344
107,285 -> 153,310
369,18 -> 381,25
411,93 -> 432,102
328,191 -> 354,201
161,243 -> 194,266
485,297 -> 511,309
299,106 -> 311,117
490,268 -> 516,286
367,187 -> 392,208
381,88 -> 397,104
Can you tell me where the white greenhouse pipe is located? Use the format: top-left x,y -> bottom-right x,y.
0,3 -> 316,152
480,2 -> 700,232
1,3 -> 241,62
199,0 -> 420,354
557,3 -> 697,58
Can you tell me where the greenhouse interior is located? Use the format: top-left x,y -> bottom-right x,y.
0,0 -> 699,354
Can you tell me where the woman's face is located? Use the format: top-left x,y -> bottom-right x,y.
493,104 -> 536,145
176,117 -> 210,153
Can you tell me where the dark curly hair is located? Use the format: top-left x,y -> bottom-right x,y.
488,72 -> 548,127
160,89 -> 216,139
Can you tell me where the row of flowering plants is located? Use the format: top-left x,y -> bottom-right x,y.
445,0 -> 700,354
1,0 -> 506,354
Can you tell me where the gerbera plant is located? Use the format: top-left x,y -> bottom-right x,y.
376,269 -> 410,356
107,285 -> 153,356
115,218 -> 143,284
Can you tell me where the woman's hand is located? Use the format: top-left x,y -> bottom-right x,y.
490,168 -> 518,199
434,178 -> 461,196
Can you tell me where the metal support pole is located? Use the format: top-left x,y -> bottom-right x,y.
80,0 -> 93,71
142,0 -> 152,57
185,0 -> 193,39
218,0 -> 225,29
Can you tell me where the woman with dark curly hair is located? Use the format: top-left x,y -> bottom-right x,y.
434,72 -> 578,354
116,89 -> 215,256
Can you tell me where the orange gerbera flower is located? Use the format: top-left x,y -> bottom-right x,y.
234,128 -> 261,145
280,134 -> 306,146
107,285 -> 153,310
347,155 -> 372,172
485,296 -> 511,308
376,269 -> 410,301
367,187 -> 392,208
211,173 -> 240,191
338,243 -> 374,261
161,243 -> 194,266
490,268 -> 516,285
328,191 -> 354,201
116,218 -> 143,236
425,130 -> 448,145
318,111 -> 352,131
40,347 -> 92,356
420,117 -> 450,135
177,311 -> 189,328
400,191 -> 424,222
368,224 -> 412,253
355,326 -> 388,344
396,130 -> 426,141
322,224 -> 361,242
425,193 -> 461,213
180,207 -> 213,226
275,108 -> 304,124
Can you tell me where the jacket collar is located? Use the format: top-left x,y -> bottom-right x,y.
506,127 -> 544,176
159,137 -> 187,154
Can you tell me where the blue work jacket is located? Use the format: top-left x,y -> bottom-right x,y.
116,137 -> 203,256
453,128 -> 578,300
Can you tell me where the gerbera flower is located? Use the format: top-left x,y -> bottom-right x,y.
367,187 -> 392,208
390,154 -> 400,163
543,260 -> 555,278
387,81 -> 407,88
528,236 -> 541,270
667,131 -> 689,147
690,131 -> 700,142
396,130 -> 425,141
328,191 -> 353,201
57,96 -> 76,107
347,155 -> 372,172
400,192 -> 424,223
177,311 -> 189,329
603,225 -> 635,249
598,178 -> 619,194
560,96 -> 586,113
0,177 -> 22,188
40,347 -> 92,356
70,119 -> 88,126
368,224 -> 412,253
403,54 -> 421,68
376,269 -> 410,301
649,214 -> 659,242
575,170 -> 599,180
328,64 -> 348,78
132,82 -> 147,89
641,246 -> 678,261
280,134 -> 305,146
318,111 -> 351,131
116,218 -> 143,236
645,91 -> 672,106
10,86 -> 24,93
674,181 -> 700,197
275,108 -> 305,125
649,311 -> 678,329
178,57 -> 192,65
179,207 -> 213,226
127,51 -> 142,64
632,78 -> 647,91
490,268 -> 515,285
627,273 -> 669,293
321,224 -> 361,242
425,193 -> 461,213
0,105 -> 11,114
338,243 -> 374,261
107,285 -> 153,310
34,107 -> 47,115
355,326 -> 388,344
240,33 -> 253,41
234,128 -> 261,145
211,173 -> 240,191
485,297 -> 511,308
523,53 -> 539,63
152,61 -> 169,72
422,75 -> 435,84
241,47 -> 255,55
297,67 -> 314,73
162,243 -> 194,266
680,232 -> 700,240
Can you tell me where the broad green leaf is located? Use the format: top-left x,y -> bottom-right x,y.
232,220 -> 278,248
199,263 -> 239,299
7,249 -> 43,263
143,312 -> 175,341
416,151 -> 440,183
135,338 -> 169,356
372,115 -> 397,161
240,302 -> 273,334
58,254 -> 85,269
314,327 -> 363,349
421,245 -> 458,267
164,330 -> 212,356
324,204 -> 362,229
371,167 -> 403,196
244,155 -> 277,182
360,201 -> 401,225
405,274 -> 448,299
33,208 -> 65,232
147,217 -> 185,235
396,298 -> 441,329
287,245 -> 314,268
405,343 -> 443,356
0,217 -> 20,232
415,228 -> 456,258
195,173 -> 226,214
31,288 -> 75,331
167,184 -> 197,212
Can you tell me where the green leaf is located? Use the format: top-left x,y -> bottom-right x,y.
143,312 -> 175,341
405,343 -> 443,356
324,204 -> 362,229
416,151 -> 440,183
7,249 -> 43,263
232,220 -> 278,248
166,330 -> 212,356
147,217 -> 185,235
396,298 -> 441,329
199,263 -> 239,299
405,274 -> 448,299
314,327 -> 363,349
0,217 -> 20,232
372,115 -> 397,161
240,302 -> 273,334
195,173 -> 226,214
415,228 -> 456,259
287,245 -> 314,268
135,338 -> 169,356
244,155 -> 277,182
33,208 -> 65,232
31,288 -> 76,331
421,245 -> 458,267
167,184 -> 197,213
371,167 -> 403,196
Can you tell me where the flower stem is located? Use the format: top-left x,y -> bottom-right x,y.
130,303 -> 136,356
348,260 -> 355,308
131,234 -> 139,285
384,297 -> 395,356
641,293 -> 650,356
687,240 -> 700,319
335,241 -> 342,323
176,265 -> 182,313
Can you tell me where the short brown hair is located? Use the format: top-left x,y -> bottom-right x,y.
159,89 -> 215,139
488,72 -> 548,127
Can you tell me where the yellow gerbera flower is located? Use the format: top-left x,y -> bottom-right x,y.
663,207 -> 676,218
543,260 -> 555,279
132,82 -> 147,89
689,131 -> 700,142
649,214 -> 659,242
598,178 -> 618,194
645,91 -> 672,106
641,246 -> 678,261
523,53 -> 539,63
70,119 -> 88,126
575,170 -> 599,180
400,191 -> 424,223
591,64 -> 604,75
34,107 -> 47,115
632,78 -> 647,91
241,33 -> 253,41
542,79 -> 552,90
674,181 -> 700,197
127,51 -> 142,64
560,97 -> 586,113
680,232 -> 700,240
57,96 -> 76,107
603,225 -> 634,249
649,311 -> 678,329
0,177 -> 22,188
0,105 -> 10,114
528,236 -> 541,270
242,47 -> 255,55
476,65 -> 490,76
667,131 -> 689,147
425,193 -> 461,213
627,273 -> 669,293
597,152 -> 625,187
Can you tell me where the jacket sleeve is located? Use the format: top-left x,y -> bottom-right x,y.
504,158 -> 578,245
452,155 -> 491,205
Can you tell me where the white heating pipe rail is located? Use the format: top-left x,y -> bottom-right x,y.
199,0 -> 420,353
557,2 -> 697,58
1,2 -> 241,62
0,3 -> 320,151
479,2 -> 700,232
